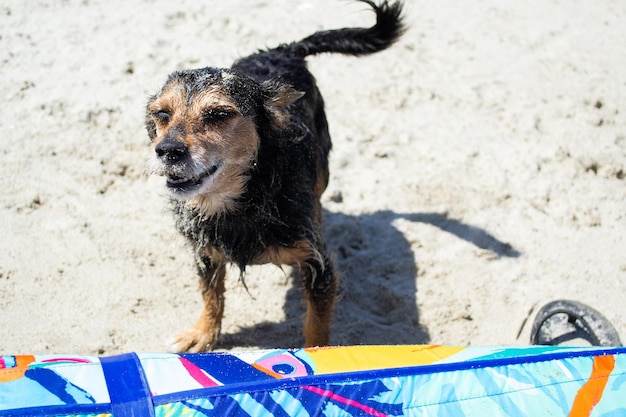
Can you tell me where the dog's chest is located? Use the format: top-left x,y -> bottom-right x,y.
173,201 -> 302,269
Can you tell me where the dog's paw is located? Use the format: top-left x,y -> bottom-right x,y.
170,326 -> 218,353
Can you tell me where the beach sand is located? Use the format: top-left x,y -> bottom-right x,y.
1,0 -> 624,354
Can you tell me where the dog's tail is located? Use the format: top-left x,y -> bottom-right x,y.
282,0 -> 405,58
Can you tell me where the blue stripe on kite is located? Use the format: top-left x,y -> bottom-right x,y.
101,353 -> 155,417
180,352 -> 272,384
0,403 -> 110,417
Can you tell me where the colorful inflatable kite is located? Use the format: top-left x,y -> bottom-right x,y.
1,345 -> 625,416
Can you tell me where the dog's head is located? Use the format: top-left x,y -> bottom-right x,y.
146,68 -> 303,216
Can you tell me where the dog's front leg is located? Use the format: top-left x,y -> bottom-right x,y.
301,251 -> 337,347
171,252 -> 226,353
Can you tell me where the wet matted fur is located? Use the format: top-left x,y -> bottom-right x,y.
146,0 -> 406,352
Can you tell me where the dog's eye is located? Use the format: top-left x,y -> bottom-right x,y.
152,110 -> 171,124
203,108 -> 236,124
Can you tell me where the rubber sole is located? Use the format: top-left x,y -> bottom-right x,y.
530,300 -> 622,346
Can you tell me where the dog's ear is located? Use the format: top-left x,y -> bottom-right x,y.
262,81 -> 305,130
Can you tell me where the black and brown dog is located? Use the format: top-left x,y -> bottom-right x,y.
146,0 -> 405,352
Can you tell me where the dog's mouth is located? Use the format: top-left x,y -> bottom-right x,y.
165,162 -> 222,194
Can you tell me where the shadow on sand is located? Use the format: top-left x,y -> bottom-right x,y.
217,209 -> 520,349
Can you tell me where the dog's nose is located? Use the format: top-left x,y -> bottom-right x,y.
155,138 -> 188,163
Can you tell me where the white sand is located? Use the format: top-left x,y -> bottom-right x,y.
1,0 -> 624,355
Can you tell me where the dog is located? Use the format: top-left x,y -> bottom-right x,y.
146,0 -> 405,352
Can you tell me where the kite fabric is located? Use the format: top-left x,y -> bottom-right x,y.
1,345 -> 625,416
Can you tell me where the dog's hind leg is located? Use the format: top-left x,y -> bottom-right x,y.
300,248 -> 337,347
171,251 -> 226,353
266,240 -> 337,347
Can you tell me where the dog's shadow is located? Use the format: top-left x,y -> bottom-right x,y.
217,210 -> 520,349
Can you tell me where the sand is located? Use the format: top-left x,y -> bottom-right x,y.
1,0 -> 625,355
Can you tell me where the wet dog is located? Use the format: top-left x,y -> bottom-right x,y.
146,0 -> 405,352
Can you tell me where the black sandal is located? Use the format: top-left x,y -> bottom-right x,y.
530,300 -> 622,346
